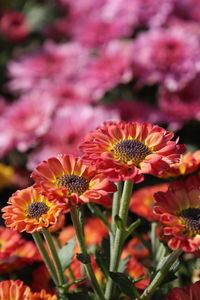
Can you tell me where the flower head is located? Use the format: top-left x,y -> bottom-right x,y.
159,151 -> 200,179
29,289 -> 58,300
154,173 -> 200,252
80,121 -> 185,182
0,280 -> 30,300
130,183 -> 169,221
32,154 -> 116,206
0,226 -> 41,273
122,235 -> 149,259
126,257 -> 150,290
2,186 -> 64,233
132,27 -> 200,91
166,280 -> 200,300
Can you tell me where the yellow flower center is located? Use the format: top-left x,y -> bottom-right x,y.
56,174 -> 89,195
27,202 -> 49,218
179,208 -> 200,235
113,140 -> 151,165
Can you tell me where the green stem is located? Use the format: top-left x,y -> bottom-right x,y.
110,181 -> 123,258
42,228 -> 65,287
32,231 -> 58,285
105,180 -> 133,300
70,205 -> 106,300
111,181 -> 123,234
139,249 -> 182,300
150,222 -> 157,258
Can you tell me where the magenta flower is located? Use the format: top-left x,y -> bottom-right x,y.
132,27 -> 200,91
0,92 -> 56,156
27,103 -> 119,169
159,75 -> 200,125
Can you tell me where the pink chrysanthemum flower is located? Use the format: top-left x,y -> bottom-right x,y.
0,10 -> 29,42
27,103 -> 119,170
132,27 -> 200,91
57,0 -> 139,47
80,121 -> 185,182
31,154 -> 116,206
154,173 -> 200,252
159,76 -> 200,125
7,41 -> 90,93
166,280 -> 200,300
0,92 -> 56,155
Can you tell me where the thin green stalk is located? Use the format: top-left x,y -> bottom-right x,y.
139,249 -> 182,300
150,222 -> 157,258
110,181 -> 123,258
42,228 -> 65,286
32,231 -> 58,285
111,181 -> 123,234
70,205 -> 106,300
105,180 -> 133,300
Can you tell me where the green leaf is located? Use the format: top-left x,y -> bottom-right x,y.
123,219 -> 141,240
25,3 -> 55,31
109,272 -> 139,298
161,272 -> 178,285
76,253 -> 91,264
115,215 -> 124,231
156,254 -> 179,272
58,237 -> 76,271
64,292 -> 94,300
87,203 -> 112,232
95,250 -> 109,279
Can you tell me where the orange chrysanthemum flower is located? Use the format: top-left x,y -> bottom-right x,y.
29,289 -> 57,300
159,150 -> 200,179
154,173 -> 200,252
0,280 -> 30,300
2,186 -> 64,233
0,226 -> 41,273
80,121 -> 185,182
31,154 -> 116,206
166,280 -> 200,300
122,235 -> 149,259
130,183 -> 169,221
126,257 -> 150,290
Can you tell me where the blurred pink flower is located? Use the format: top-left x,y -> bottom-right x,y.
27,103 -> 120,169
80,40 -> 134,100
159,75 -> 200,124
132,27 -> 200,91
57,0 -> 138,47
0,92 -> 56,156
7,41 -> 90,93
137,0 -> 174,28
174,0 -> 200,22
0,10 -> 29,42
112,99 -> 165,124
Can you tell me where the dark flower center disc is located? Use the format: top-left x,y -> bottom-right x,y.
113,140 -> 151,165
57,174 -> 89,195
179,208 -> 200,235
27,202 -> 49,218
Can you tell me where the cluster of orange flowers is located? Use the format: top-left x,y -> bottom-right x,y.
1,121 -> 200,299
